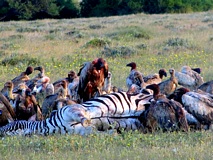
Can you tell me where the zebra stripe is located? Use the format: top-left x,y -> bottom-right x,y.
0,91 -> 152,136
0,105 -> 91,136
83,91 -> 153,118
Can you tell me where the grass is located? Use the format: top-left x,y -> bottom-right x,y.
0,11 -> 213,159
1,131 -> 213,160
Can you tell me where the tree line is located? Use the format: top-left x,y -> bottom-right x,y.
0,0 -> 213,21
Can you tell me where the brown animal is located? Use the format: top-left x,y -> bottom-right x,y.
139,84 -> 188,133
15,89 -> 43,121
1,66 -> 33,94
143,69 -> 167,85
77,58 -> 108,102
0,92 -> 16,126
158,68 -> 178,96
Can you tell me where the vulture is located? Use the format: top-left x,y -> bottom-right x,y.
53,70 -> 79,93
167,87 -> 201,130
143,68 -> 167,85
158,68 -> 178,96
0,92 -> 16,126
175,66 -> 204,90
51,98 -> 77,113
198,80 -> 213,94
42,86 -> 69,119
67,71 -> 79,101
181,90 -> 213,130
77,58 -> 108,103
126,62 -> 145,90
3,81 -> 17,108
1,66 -> 34,94
31,66 -> 54,96
139,84 -> 189,133
15,89 -> 43,121
102,71 -> 112,94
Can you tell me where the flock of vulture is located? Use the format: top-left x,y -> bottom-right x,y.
0,57 -> 212,135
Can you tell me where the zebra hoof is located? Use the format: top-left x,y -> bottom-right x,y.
81,118 -> 91,127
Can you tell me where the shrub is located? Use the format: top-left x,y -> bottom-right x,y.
1,53 -> 40,66
84,38 -> 110,48
106,26 -> 151,40
101,45 -> 136,57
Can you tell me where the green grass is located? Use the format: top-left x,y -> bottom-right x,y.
0,11 -> 213,159
1,131 -> 213,160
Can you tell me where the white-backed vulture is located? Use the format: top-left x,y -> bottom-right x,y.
198,80 -> 213,94
182,90 -> 213,130
175,66 -> 204,90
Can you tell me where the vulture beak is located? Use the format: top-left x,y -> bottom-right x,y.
164,72 -> 167,77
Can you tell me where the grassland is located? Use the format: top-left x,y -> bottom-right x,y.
0,11 -> 213,159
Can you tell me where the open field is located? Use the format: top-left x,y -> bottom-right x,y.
0,11 -> 213,159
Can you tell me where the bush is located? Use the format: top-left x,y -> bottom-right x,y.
84,38 -> 111,48
101,45 -> 136,57
1,53 -> 40,66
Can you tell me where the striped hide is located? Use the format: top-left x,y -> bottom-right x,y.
82,91 -> 153,118
0,104 -> 91,136
0,91 -> 152,136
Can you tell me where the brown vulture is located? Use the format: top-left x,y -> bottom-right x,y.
15,89 -> 43,121
77,58 -> 108,103
139,84 -> 189,133
158,68 -> 178,96
1,66 -> 34,95
0,92 -> 16,126
143,68 -> 167,85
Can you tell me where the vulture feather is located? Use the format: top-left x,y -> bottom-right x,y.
158,68 -> 178,96
167,87 -> 201,130
198,80 -> 213,94
182,90 -> 213,129
175,66 -> 204,90
77,58 -> 108,102
143,68 -> 167,85
1,66 -> 33,95
0,92 -> 16,126
139,84 -> 188,133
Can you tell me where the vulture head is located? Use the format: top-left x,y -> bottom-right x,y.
92,58 -> 108,78
146,84 -> 160,96
167,87 -> 190,105
191,68 -> 202,74
68,70 -> 77,82
4,81 -> 13,89
34,66 -> 45,77
159,69 -> 167,79
169,68 -> 175,75
25,66 -> 34,75
126,62 -> 137,71
146,84 -> 166,101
